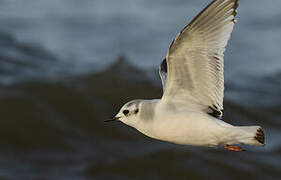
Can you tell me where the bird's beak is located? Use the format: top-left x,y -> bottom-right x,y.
104,116 -> 120,122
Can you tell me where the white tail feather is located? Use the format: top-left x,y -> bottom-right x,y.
224,126 -> 265,146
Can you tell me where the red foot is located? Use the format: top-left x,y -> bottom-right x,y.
224,145 -> 245,152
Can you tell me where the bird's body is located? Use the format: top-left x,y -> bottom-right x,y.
137,100 -> 226,147
127,99 -> 262,148
109,0 -> 265,151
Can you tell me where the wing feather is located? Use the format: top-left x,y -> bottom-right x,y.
162,0 -> 239,116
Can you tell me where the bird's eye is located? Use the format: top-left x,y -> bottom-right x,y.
134,109 -> 139,114
123,110 -> 129,115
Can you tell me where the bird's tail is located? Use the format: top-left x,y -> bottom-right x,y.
226,126 -> 265,146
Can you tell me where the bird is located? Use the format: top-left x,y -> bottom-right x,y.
106,0 -> 265,151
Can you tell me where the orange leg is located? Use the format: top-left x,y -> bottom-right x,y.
224,145 -> 245,152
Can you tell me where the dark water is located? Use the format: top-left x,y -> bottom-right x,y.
0,0 -> 280,179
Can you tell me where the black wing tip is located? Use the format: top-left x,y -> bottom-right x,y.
255,128 -> 265,145
232,0 -> 239,17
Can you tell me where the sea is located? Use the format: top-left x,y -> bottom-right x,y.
0,0 -> 280,179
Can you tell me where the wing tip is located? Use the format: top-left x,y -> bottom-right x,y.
233,0 -> 239,16
169,0 -> 240,48
231,0 -> 239,24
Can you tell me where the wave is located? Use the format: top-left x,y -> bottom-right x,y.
0,56 -> 279,151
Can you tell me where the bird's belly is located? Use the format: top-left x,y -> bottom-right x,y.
143,113 -> 226,147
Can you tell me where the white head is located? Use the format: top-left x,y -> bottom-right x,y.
106,100 -> 142,127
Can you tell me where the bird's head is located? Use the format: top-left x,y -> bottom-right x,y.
106,100 -> 142,127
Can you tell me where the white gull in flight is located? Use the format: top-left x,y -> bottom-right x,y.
107,0 -> 265,151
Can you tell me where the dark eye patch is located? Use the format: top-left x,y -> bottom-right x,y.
134,109 -> 139,114
123,110 -> 129,115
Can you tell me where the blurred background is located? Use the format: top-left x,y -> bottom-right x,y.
0,0 -> 280,179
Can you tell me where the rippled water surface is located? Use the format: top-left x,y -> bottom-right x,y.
0,0 -> 280,179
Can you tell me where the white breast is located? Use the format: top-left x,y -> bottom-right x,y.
139,109 -> 231,147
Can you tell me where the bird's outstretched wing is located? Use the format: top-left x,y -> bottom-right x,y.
161,0 -> 239,117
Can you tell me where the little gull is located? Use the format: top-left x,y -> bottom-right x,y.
107,0 -> 265,151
